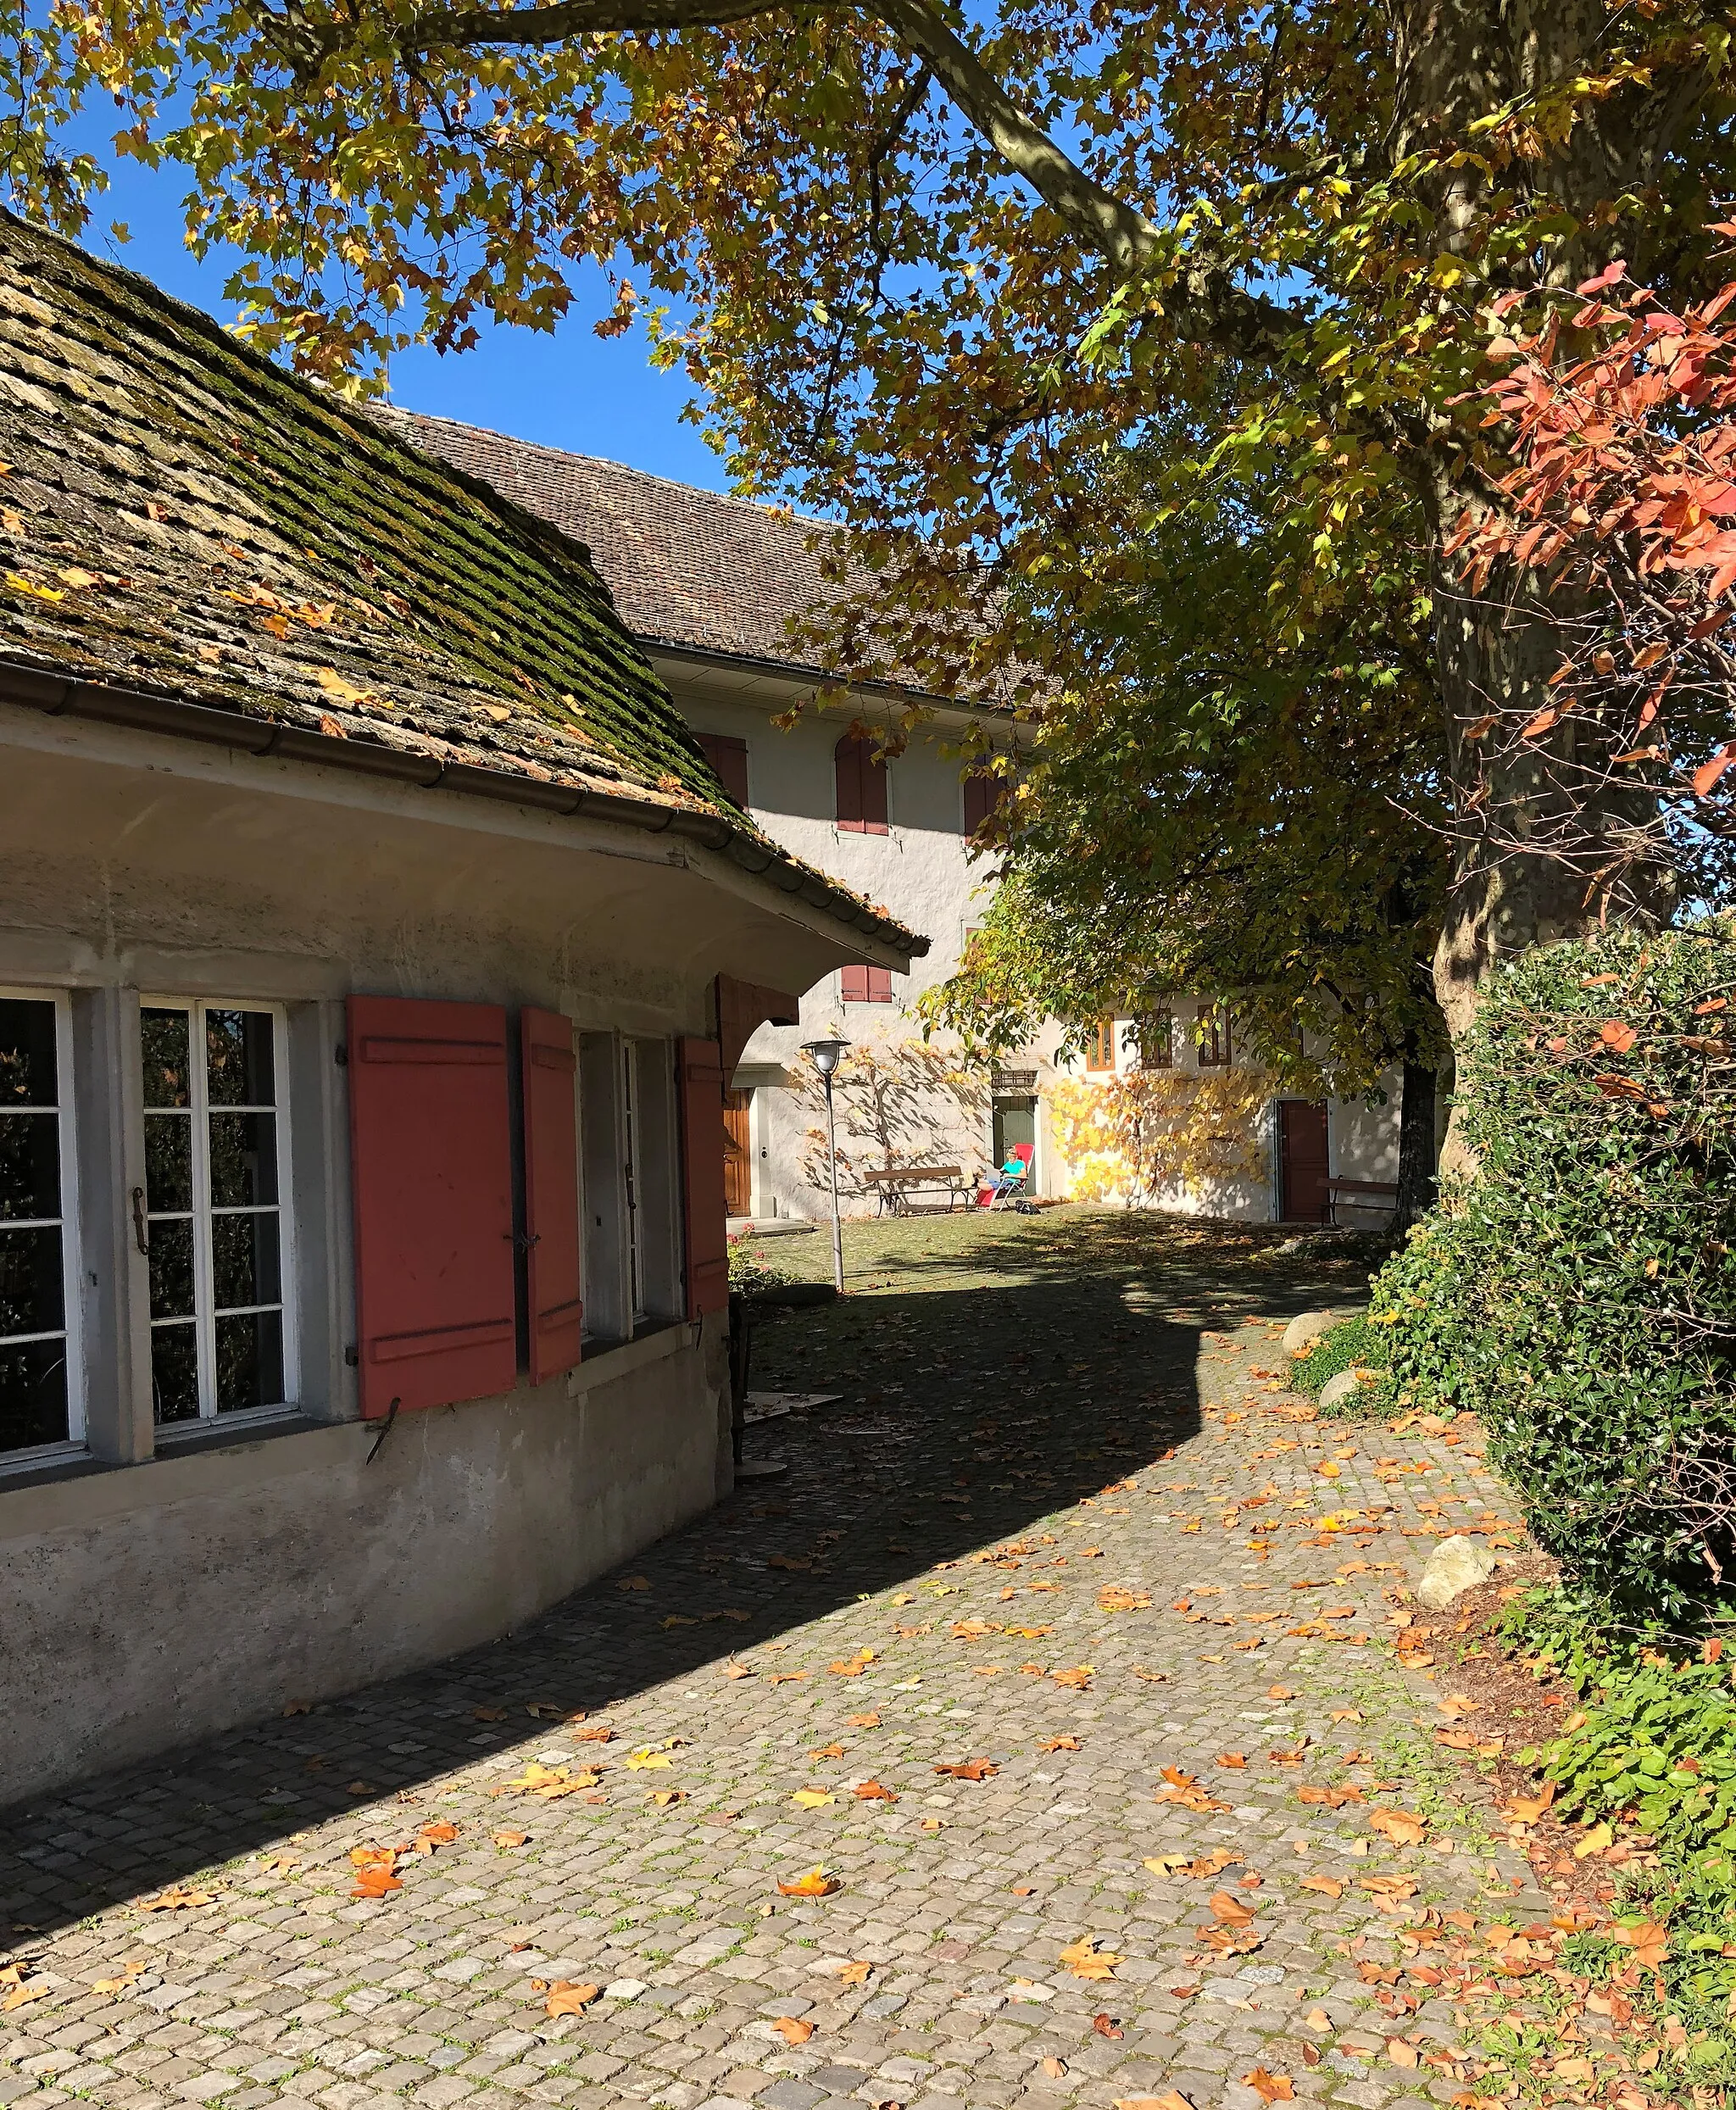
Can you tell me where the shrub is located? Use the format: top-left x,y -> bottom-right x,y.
1369,924 -> 1736,1617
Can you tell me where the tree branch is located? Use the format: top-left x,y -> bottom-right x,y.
348,0 -> 1300,358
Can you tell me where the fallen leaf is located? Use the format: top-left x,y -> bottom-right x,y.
1504,1784 -> 1555,1823
1299,1874 -> 1344,1899
545,1982 -> 600,2018
1209,1891 -> 1256,1928
777,1867 -> 841,1896
837,1961 -> 873,1985
615,1575 -> 651,1591
492,1829 -> 529,1848
1115,2093 -> 1196,2110
647,1789 -> 686,1807
1038,1736 -> 1082,1752
1092,2012 -> 1124,2039
1243,2070 -> 1294,2102
1041,2057 -> 1068,2079
847,1712 -> 882,1728
810,1742 -> 847,1760
1386,2040 -> 1419,2069
136,1886 -> 216,1912
854,1781 -> 899,1802
1305,2007 -> 1333,2031
414,1822 -> 459,1851
1267,1685 -> 1295,1701
934,1758 -> 998,1781
1368,1808 -> 1427,1847
1058,1936 -> 1120,1980
773,2018 -> 815,2046
1328,1708 -> 1363,1723
1216,1752 -> 1248,1769
793,1790 -> 836,1808
258,1850 -> 300,1873
1612,1920 -> 1669,1968
626,1745 -> 676,1770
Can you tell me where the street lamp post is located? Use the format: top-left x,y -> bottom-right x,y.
801,1038 -> 850,1293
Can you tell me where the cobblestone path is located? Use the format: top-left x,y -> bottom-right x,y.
0,1211 -> 1548,2110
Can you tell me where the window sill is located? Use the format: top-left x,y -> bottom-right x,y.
152,1407 -> 326,1457
570,1316 -> 692,1394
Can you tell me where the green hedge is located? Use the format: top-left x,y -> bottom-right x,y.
1290,1317 -> 1395,1417
1369,924 -> 1736,1617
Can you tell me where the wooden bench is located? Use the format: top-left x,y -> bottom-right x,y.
861,1164 -> 971,1216
1327,1176 -> 1399,1224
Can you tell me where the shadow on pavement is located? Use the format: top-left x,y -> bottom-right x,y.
0,1212 -> 1366,1945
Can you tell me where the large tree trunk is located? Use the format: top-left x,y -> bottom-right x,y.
1391,0 -> 1698,1103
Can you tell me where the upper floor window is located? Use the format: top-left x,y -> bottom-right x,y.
841,966 -> 894,1004
695,731 -> 750,810
0,993 -> 78,1458
1198,1005 -> 1232,1069
1086,1018 -> 1117,1074
1138,1012 -> 1174,1068
835,732 -> 889,835
141,1002 -> 292,1426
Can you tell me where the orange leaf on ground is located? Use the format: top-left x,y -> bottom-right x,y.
1386,2040 -> 1420,2069
1115,2094 -> 1196,2110
847,1712 -> 882,1728
1092,2013 -> 1123,2039
136,1885 -> 215,1912
1058,1936 -> 1121,1980
837,1962 -> 872,1985
1,1980 -> 52,2012
854,1781 -> 898,1802
1038,1736 -> 1082,1752
1504,1784 -> 1556,1823
1209,1892 -> 1256,1927
777,1867 -> 841,1897
1613,1921 -> 1669,1968
493,1830 -> 529,1848
1299,1874 -> 1344,1899
772,2018 -> 815,2046
1041,2057 -> 1067,2079
1369,1808 -> 1427,1847
545,1983 -> 600,2017
1216,1752 -> 1248,1769
1243,2071 -> 1294,2102
934,1758 -> 998,1781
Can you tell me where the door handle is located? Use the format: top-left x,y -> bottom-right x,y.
131,1186 -> 150,1258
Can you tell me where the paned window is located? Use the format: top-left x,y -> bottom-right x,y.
0,994 -> 76,1456
841,965 -> 894,1003
141,1003 -> 292,1424
1086,1018 -> 1117,1073
1138,1012 -> 1174,1067
1198,1005 -> 1232,1069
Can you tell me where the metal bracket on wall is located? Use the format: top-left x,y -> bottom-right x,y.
365,1395 -> 401,1464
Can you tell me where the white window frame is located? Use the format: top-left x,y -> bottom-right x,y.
0,985 -> 84,1466
140,996 -> 298,1432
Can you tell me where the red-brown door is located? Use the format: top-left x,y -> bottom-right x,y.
1278,1100 -> 1331,1222
722,1088 -> 752,1217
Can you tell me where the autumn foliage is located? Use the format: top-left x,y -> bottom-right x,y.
1451,248 -> 1736,907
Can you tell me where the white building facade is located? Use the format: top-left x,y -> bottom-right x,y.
396,415 -> 1405,1229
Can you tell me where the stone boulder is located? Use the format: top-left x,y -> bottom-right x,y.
1319,1368 -> 1367,1412
1416,1534 -> 1500,1611
1282,1310 -> 1336,1356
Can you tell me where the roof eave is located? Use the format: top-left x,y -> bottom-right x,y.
0,656 -> 926,960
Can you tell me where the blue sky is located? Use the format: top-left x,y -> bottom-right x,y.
90,154 -> 734,493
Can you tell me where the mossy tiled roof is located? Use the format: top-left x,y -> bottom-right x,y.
0,212 -> 898,855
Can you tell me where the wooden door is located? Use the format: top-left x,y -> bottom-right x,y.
1278,1100 -> 1330,1222
721,1088 -> 753,1217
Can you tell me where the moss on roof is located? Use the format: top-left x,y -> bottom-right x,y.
0,209 -> 755,815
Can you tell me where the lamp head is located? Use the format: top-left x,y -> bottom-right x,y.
801,1036 -> 851,1078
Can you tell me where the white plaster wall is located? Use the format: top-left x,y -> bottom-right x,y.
0,1321 -> 729,1807
673,681 -> 1004,1217
0,706 -> 865,1806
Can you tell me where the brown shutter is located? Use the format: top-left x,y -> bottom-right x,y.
962,771 -> 1001,839
835,733 -> 864,832
677,1037 -> 730,1317
520,1007 -> 583,1383
696,732 -> 750,809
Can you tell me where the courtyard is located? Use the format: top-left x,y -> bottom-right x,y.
0,1210 -> 1544,2110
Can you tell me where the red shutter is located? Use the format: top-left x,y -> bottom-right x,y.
678,1037 -> 730,1317
840,964 -> 868,1002
835,733 -> 864,832
867,966 -> 893,1003
348,996 -> 517,1417
696,732 -> 750,809
861,741 -> 889,834
521,1007 -> 583,1383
